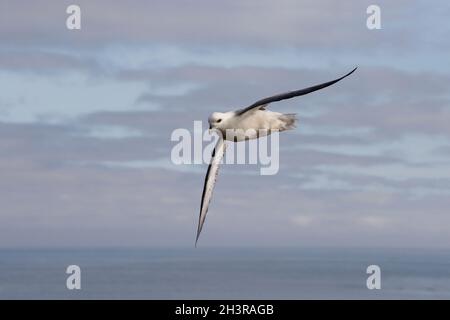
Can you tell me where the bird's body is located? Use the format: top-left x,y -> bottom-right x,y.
210,109 -> 297,141
195,67 -> 358,246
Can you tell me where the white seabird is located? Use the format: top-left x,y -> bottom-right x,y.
195,67 -> 357,246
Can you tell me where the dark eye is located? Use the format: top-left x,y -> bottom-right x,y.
217,119 -> 222,123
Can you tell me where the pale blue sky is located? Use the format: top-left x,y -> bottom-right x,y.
1,0 -> 450,247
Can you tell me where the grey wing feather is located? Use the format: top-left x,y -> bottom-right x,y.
236,67 -> 357,116
195,137 -> 226,247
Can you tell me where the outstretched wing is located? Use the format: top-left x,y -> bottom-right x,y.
195,137 -> 226,247
236,67 -> 357,116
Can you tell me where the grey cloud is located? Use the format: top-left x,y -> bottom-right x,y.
0,1 -> 406,47
0,50 -> 101,74
1,0 -> 450,248
1,115 -> 450,247
120,65 -> 450,137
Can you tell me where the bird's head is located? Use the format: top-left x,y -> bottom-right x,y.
208,112 -> 231,131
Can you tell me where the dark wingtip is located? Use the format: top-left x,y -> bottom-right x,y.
344,66 -> 358,78
195,230 -> 200,248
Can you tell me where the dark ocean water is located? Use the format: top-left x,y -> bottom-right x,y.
0,247 -> 449,299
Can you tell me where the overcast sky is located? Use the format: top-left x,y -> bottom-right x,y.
0,0 -> 449,248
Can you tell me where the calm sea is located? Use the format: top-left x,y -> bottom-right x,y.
0,247 -> 449,299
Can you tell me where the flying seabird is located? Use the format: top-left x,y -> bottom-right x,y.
195,67 -> 357,246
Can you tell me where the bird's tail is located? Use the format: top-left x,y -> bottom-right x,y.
279,113 -> 297,131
